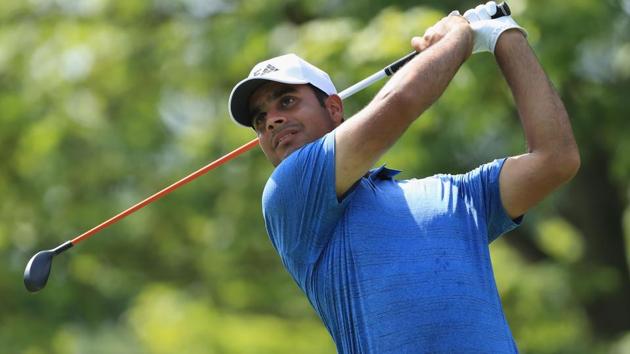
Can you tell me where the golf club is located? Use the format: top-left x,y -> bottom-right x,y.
24,2 -> 511,292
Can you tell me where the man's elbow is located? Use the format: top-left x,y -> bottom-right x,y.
562,147 -> 580,180
539,109 -> 581,182
548,143 -> 581,183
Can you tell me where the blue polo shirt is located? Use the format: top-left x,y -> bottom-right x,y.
262,131 -> 521,353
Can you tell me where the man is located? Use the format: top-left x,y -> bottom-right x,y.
228,2 -> 579,353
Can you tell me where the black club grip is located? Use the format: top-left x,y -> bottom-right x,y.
492,2 -> 511,18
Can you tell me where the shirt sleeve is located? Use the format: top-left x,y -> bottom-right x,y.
459,158 -> 522,243
262,131 -> 349,282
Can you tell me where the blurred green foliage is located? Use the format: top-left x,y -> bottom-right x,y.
1,0 -> 629,353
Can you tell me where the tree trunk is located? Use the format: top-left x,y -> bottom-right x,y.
558,146 -> 630,336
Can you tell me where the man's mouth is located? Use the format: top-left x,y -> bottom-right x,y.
273,128 -> 298,149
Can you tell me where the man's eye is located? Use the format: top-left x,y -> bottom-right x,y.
281,96 -> 295,107
253,112 -> 266,129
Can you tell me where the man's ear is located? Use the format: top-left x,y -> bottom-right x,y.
325,94 -> 344,126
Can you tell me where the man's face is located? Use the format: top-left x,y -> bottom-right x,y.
248,82 -> 342,166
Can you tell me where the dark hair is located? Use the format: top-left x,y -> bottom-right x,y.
308,83 -> 344,123
308,84 -> 329,107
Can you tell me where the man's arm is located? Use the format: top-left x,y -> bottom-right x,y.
496,30 -> 580,219
334,16 -> 473,197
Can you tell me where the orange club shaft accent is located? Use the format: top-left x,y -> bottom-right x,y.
71,137 -> 260,245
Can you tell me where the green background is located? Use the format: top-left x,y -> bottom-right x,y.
1,0 -> 629,353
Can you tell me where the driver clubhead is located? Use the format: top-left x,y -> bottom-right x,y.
24,250 -> 54,292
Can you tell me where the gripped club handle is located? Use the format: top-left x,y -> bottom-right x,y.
384,2 -> 511,76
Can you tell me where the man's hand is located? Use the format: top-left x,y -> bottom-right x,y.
411,15 -> 472,53
464,1 -> 527,54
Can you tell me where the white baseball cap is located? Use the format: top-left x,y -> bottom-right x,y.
228,53 -> 337,127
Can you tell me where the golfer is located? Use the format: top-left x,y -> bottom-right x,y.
228,2 -> 579,353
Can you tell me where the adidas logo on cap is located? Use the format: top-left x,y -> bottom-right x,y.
252,64 -> 279,77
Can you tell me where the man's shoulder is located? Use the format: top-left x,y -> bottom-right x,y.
263,132 -> 337,206
424,159 -> 508,183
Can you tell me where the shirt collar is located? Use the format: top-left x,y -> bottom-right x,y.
367,165 -> 401,181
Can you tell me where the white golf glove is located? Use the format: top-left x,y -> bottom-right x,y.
463,1 -> 527,54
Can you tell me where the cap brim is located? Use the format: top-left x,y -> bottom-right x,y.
228,76 -> 308,127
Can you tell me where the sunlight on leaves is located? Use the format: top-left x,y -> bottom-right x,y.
535,217 -> 584,263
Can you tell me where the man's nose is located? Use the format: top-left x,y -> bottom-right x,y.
266,114 -> 286,131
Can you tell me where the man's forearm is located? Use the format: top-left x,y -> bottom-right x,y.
495,30 -> 579,162
375,23 -> 473,120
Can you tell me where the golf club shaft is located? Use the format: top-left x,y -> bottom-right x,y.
70,137 -> 260,245
68,2 -> 511,246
